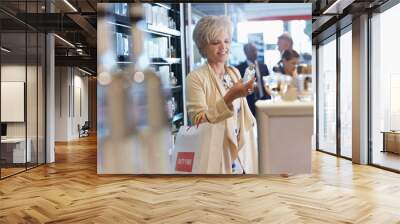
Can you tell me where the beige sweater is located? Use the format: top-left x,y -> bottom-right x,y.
186,63 -> 258,174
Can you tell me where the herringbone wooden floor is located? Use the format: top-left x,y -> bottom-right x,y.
1,135 -> 400,223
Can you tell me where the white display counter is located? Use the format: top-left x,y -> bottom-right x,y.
256,100 -> 313,174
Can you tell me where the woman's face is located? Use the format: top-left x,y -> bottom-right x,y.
283,57 -> 299,75
205,31 -> 231,64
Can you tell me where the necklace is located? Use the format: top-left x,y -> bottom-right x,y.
208,64 -> 234,90
221,72 -> 234,90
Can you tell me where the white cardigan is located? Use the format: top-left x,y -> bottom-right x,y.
186,63 -> 259,174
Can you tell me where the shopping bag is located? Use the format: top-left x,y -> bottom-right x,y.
173,122 -> 224,174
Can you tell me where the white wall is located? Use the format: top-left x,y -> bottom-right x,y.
1,66 -> 26,132
72,73 -> 89,138
1,65 -> 26,142
55,67 -> 89,141
55,66 -> 69,141
1,65 -> 36,137
1,64 -> 46,164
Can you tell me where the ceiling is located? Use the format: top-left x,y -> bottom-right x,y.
192,3 -> 311,21
0,32 -> 46,65
311,0 -> 390,43
191,0 -> 391,41
0,0 -> 97,73
0,0 -> 396,73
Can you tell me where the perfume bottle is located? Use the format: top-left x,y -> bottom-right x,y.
243,64 -> 256,83
169,45 -> 176,58
169,72 -> 177,86
171,97 -> 177,115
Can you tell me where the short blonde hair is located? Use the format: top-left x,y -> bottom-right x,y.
192,15 -> 232,58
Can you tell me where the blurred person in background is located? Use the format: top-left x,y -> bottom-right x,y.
269,49 -> 301,101
236,43 -> 270,116
186,15 -> 258,174
277,32 -> 293,55
274,32 -> 294,71
274,49 -> 300,77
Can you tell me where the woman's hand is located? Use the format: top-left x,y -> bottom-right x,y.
224,77 -> 255,107
194,112 -> 207,128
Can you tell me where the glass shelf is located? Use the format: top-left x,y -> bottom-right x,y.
150,57 -> 181,65
144,24 -> 181,37
172,112 -> 183,123
112,3 -> 186,129
170,85 -> 182,92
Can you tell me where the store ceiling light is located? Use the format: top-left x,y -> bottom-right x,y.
323,0 -> 355,15
63,0 -> 78,12
1,47 -> 11,53
54,34 -> 75,48
76,48 -> 85,55
78,67 -> 93,76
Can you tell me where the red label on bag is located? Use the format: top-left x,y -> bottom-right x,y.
175,152 -> 195,172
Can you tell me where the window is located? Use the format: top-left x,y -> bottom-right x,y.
0,1 -> 46,179
371,3 -> 400,171
317,36 -> 337,154
339,28 -> 352,158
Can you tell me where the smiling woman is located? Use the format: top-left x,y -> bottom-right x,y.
186,15 -> 258,174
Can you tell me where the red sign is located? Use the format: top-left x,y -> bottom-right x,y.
175,152 -> 195,172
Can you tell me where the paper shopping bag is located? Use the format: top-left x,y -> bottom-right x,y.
173,122 -> 224,174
